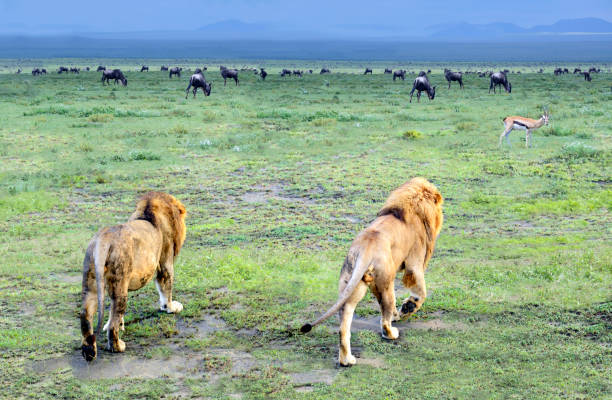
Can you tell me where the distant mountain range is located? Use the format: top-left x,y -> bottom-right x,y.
427,18 -> 612,40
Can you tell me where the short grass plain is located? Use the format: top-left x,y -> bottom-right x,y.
0,60 -> 611,399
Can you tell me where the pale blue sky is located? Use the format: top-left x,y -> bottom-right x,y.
1,0 -> 611,34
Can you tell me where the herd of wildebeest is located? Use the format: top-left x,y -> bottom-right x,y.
14,64 -> 608,102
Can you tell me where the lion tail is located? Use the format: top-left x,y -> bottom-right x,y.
93,240 -> 110,336
300,254 -> 373,333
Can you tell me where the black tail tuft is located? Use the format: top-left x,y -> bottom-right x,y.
300,323 -> 312,333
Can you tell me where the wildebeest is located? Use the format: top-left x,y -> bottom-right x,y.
85,67 -> 90,71
185,71 -> 212,98
101,69 -> 128,86
281,69 -> 291,77
573,68 -> 581,74
70,67 -> 80,74
364,68 -> 373,75
31,68 -> 41,76
409,76 -> 436,103
96,66 -> 105,72
581,72 -> 592,81
588,67 -> 600,73
444,69 -> 463,89
220,66 -> 239,86
308,69 -> 313,74
169,67 -> 182,78
160,65 -> 169,71
320,68 -> 331,74
140,65 -> 149,72
41,68 -> 47,74
57,66 -> 68,74
489,72 -> 511,94
260,68 -> 267,80
393,70 -> 406,81
293,70 -> 303,77
384,68 -> 392,74
418,71 -> 427,77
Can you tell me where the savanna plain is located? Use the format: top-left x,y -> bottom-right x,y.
0,60 -> 610,399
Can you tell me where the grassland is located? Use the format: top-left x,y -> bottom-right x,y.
0,61 -> 610,399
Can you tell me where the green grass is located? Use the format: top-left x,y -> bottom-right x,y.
0,61 -> 610,399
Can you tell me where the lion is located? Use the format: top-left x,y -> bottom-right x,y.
80,192 -> 187,361
300,177 -> 443,366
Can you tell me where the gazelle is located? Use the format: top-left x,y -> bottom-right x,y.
499,110 -> 549,148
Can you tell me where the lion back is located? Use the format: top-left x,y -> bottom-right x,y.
129,192 -> 187,258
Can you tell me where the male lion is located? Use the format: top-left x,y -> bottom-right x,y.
301,177 -> 443,366
80,192 -> 187,361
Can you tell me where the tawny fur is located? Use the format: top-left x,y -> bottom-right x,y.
300,177 -> 443,366
80,192 -> 187,361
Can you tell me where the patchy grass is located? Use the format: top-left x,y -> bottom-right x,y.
0,60 -> 611,399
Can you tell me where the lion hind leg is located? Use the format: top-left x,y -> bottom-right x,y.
338,281 -> 368,367
80,290 -> 98,361
106,293 -> 127,353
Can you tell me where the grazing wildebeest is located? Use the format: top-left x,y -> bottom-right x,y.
320,68 -> 330,74
96,66 -> 105,72
293,70 -> 303,77
220,66 -> 239,86
489,72 -> 511,94
573,68 -> 581,74
281,69 -> 291,77
185,71 -> 212,98
85,67 -> 90,71
444,69 -> 463,89
538,68 -> 543,73
169,67 -> 182,78
41,68 -> 47,74
588,67 -> 600,74
418,71 -> 427,77
140,65 -> 149,72
409,76 -> 436,103
384,68 -> 392,74
32,68 -> 41,76
563,68 -> 569,74
364,68 -> 373,75
101,69 -> 128,86
161,65 -> 169,71
308,69 -> 313,74
393,70 -> 406,81
70,67 -> 80,74
260,68 -> 267,80
581,72 -> 592,81
57,66 -> 68,74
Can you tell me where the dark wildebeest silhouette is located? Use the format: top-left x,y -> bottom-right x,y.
588,67 -> 600,73
185,71 -> 212,98
581,72 -> 592,82
96,66 -> 105,72
260,68 -> 267,80
393,70 -> 406,81
538,68 -> 543,73
85,67 -> 90,71
409,76 -> 436,103
320,68 -> 330,74
101,69 -> 128,86
364,68 -> 373,75
160,66 -> 169,71
293,70 -> 303,77
489,72 -> 511,93
563,68 -> 569,74
70,67 -> 80,74
418,71 -> 427,77
573,68 -> 581,74
444,69 -> 463,89
281,69 -> 291,77
140,65 -> 149,72
384,68 -> 392,74
220,66 -> 239,86
169,67 -> 182,78
32,68 -> 41,76
308,69 -> 313,74
57,66 -> 68,74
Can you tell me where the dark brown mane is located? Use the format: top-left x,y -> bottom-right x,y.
377,206 -> 405,222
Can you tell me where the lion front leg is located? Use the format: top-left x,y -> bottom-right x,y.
400,267 -> 427,319
155,262 -> 182,313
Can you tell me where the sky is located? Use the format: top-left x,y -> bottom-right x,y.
1,0 -> 611,34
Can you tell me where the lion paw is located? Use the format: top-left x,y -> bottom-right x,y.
165,301 -> 183,313
382,326 -> 399,340
106,339 -> 126,353
339,353 -> 357,367
400,296 -> 421,318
